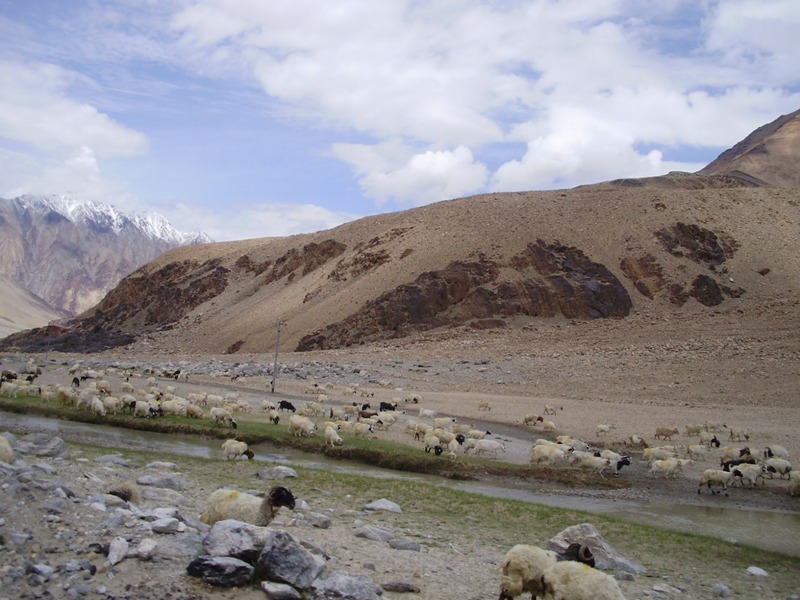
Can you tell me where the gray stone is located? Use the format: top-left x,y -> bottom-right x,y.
107,537 -> 129,566
137,538 -> 158,560
310,572 -> 382,600
548,523 -> 646,574
364,498 -> 402,513
14,434 -> 69,458
653,583 -> 683,594
30,563 -> 55,579
136,473 -> 185,491
615,571 -> 635,581
186,555 -> 254,588
305,512 -> 332,529
140,487 -> 188,505
747,566 -> 768,577
203,520 -> 272,562
146,461 -> 177,470
257,530 -> 325,590
388,539 -> 421,551
355,525 -> 395,542
382,581 -> 421,593
257,466 -> 298,479
712,583 -> 731,597
32,462 -> 57,474
95,454 -> 132,467
261,581 -> 303,600
151,518 -> 181,533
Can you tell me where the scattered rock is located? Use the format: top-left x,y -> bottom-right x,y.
257,530 -> 326,589
712,583 -> 731,597
186,555 -> 254,587
747,566 -> 768,577
310,571 -> 382,600
364,498 -> 402,513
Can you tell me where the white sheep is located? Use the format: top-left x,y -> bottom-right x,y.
788,472 -> 800,497
210,406 -> 237,428
543,404 -> 557,415
523,414 -> 543,426
433,416 -> 455,429
728,426 -> 750,442
288,415 -> 316,437
530,445 -> 568,467
418,408 -> 436,419
541,420 -> 556,432
730,464 -> 767,487
324,426 -> 343,447
499,543 -> 596,600
643,446 -> 677,464
470,439 -> 505,457
90,396 -> 106,417
467,428 -> 490,440
763,445 -> 790,460
200,486 -> 296,526
423,431 -> 441,454
447,437 -> 460,461
685,424 -> 704,436
648,458 -> 692,479
764,457 -> 792,479
654,427 -> 679,441
186,404 -> 204,419
540,560 -> 626,600
0,435 -> 14,464
352,422 -> 373,438
686,444 -> 709,460
571,453 -> 612,477
596,423 -> 615,437
221,439 -> 254,460
698,469 -> 734,496
477,399 -> 492,411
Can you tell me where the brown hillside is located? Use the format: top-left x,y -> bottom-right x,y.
699,108 -> 800,188
2,173 -> 797,355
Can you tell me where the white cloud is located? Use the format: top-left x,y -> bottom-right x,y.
492,108 -> 706,191
0,59 -> 148,157
170,0 -> 800,209
154,201 -> 361,242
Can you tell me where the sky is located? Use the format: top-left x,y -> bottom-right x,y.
0,1 -> 798,242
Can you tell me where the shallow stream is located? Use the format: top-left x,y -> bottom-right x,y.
3,412 -> 799,557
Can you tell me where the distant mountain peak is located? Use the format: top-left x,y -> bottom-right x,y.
12,194 -> 213,245
699,108 -> 800,188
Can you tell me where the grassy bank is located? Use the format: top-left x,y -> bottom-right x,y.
0,394 -> 626,488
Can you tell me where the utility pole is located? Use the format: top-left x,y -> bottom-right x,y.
270,320 -> 285,393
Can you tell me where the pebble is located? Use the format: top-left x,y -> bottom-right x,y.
712,583 -> 731,597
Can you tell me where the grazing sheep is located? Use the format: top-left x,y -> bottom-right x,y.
0,435 -> 14,464
288,415 -> 317,437
763,445 -> 790,460
530,445 -> 569,467
654,427 -> 679,441
498,543 -> 595,600
210,407 -> 237,428
185,404 -> 204,419
765,457 -> 793,479
108,480 -> 141,504
686,444 -> 709,460
324,426 -> 343,447
649,458 -> 692,479
352,422 -> 373,438
278,400 -> 296,412
596,423 -> 615,437
200,486 -> 296,526
471,439 -> 506,457
699,432 -> 721,447
447,437 -> 461,461
478,399 -> 492,411
523,414 -> 543,426
698,469 -> 734,496
728,426 -> 749,442
685,424 -> 704,436
788,473 -> 800,497
433,416 -> 456,429
540,560 -> 626,600
731,464 -> 767,487
423,432 -> 441,454
541,420 -> 556,432
221,439 -> 254,461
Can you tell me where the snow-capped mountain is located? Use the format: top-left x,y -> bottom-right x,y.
12,194 -> 212,245
0,194 -> 213,333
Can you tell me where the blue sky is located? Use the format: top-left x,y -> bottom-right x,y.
1,1 -> 798,241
